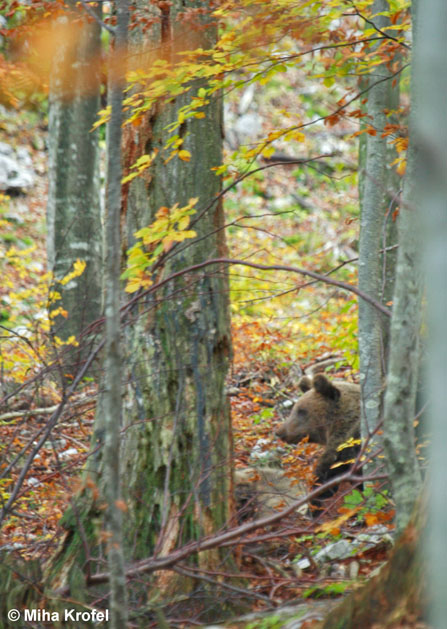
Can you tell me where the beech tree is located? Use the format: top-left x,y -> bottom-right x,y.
358,0 -> 402,448
102,0 -> 129,625
382,0 -> 422,534
120,0 -> 233,582
416,0 -> 447,625
45,0 -> 234,611
46,5 -> 102,375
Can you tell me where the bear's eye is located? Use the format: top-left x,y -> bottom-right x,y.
298,408 -> 308,418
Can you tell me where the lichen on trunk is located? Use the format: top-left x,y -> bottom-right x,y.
119,0 -> 234,589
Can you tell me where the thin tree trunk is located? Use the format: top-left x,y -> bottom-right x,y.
47,6 -> 102,377
383,2 -> 422,534
103,1 -> 129,626
358,0 -> 400,449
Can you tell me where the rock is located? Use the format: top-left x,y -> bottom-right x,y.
235,466 -> 308,519
349,560 -> 360,579
249,438 -> 283,466
294,557 -> 311,571
59,448 -> 79,460
234,112 -> 263,140
291,525 -> 393,575
0,142 -> 14,157
202,602 -> 337,629
315,539 -> 355,562
27,477 -> 41,487
0,144 -> 35,192
16,146 -> 33,168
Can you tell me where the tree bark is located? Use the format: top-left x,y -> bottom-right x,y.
45,0 -> 234,610
47,5 -> 102,376
103,1 -> 129,626
320,495 -> 426,629
358,0 -> 400,448
383,2 -> 422,534
416,0 -> 447,625
120,1 -> 233,582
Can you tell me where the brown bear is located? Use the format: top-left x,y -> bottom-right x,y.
275,374 -> 361,510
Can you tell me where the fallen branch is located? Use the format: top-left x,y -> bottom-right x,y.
53,466 -> 387,595
0,397 -> 96,422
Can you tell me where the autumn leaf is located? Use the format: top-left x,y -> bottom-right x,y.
178,149 -> 192,161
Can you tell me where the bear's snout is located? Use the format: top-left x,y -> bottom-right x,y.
275,422 -> 292,442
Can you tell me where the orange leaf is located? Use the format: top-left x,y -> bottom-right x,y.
115,499 -> 128,512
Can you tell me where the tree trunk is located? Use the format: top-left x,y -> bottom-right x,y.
383,2 -> 422,534
45,0 -> 234,612
103,1 -> 129,625
358,0 -> 400,447
320,494 -> 426,629
121,0 -> 233,581
47,6 -> 102,377
416,0 -> 447,624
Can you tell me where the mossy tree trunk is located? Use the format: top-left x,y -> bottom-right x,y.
120,0 -> 233,583
46,0 -> 233,612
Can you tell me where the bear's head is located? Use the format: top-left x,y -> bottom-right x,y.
275,374 -> 360,446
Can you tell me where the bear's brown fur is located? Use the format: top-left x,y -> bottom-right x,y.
275,374 -> 361,509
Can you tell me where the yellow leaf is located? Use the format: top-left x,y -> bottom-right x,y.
49,307 -> 68,319
177,215 -> 190,230
73,259 -> 86,275
178,149 -> 191,162
316,507 -> 360,534
59,259 -> 86,285
261,145 -> 275,158
396,159 -> 406,176
125,278 -> 142,293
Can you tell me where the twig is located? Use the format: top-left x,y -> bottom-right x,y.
78,0 -> 115,34
172,565 -> 275,605
0,397 -> 95,422
131,257 -> 391,317
0,341 -> 103,524
346,1 -> 410,50
54,467 -> 386,594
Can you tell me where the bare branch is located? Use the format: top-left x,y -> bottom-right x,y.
0,341 -> 103,524
78,0 -> 115,34
127,257 -> 391,318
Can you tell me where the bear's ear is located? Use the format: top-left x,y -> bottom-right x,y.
313,374 -> 341,401
299,376 -> 312,393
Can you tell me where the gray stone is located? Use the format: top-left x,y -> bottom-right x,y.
0,153 -> 35,191
315,539 -> 355,562
16,146 -> 33,168
234,112 -> 263,140
0,142 -> 14,157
